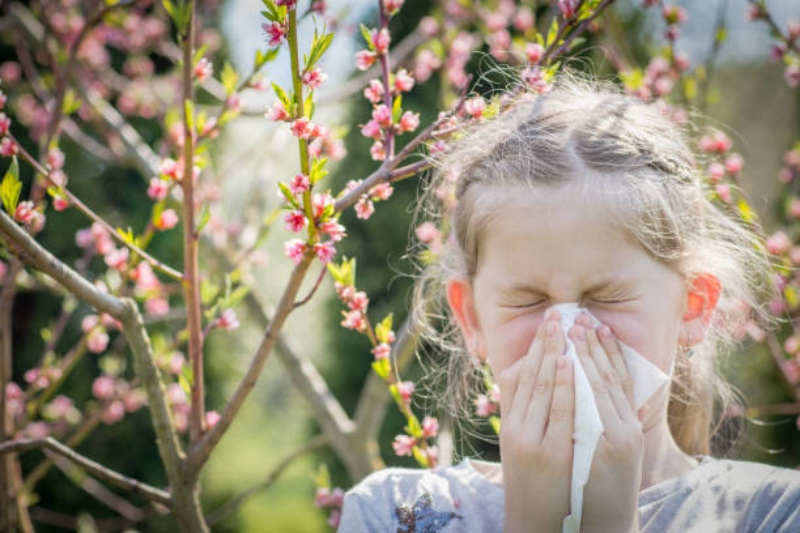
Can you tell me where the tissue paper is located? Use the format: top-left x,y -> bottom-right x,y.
550,303 -> 669,533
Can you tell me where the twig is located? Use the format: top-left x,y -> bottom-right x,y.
0,438 -> 171,507
697,0 -> 729,113
748,0 -> 800,54
205,434 -> 328,527
294,266 -> 328,309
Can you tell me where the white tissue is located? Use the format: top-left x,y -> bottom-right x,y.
550,303 -> 669,533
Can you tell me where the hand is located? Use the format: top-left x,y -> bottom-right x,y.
498,311 -> 573,533
569,315 -> 643,533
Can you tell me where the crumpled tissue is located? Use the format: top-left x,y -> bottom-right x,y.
549,303 -> 670,533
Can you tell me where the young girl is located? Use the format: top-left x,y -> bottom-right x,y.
338,78 -> 800,532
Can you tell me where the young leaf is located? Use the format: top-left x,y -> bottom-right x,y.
371,358 -> 391,380
197,203 -> 212,233
375,313 -> 394,344
272,83 -> 291,108
221,62 -> 239,95
392,95 -> 403,123
546,17 -> 559,47
1,156 -> 21,215
359,23 -> 374,50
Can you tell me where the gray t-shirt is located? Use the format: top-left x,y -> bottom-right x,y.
338,457 -> 800,532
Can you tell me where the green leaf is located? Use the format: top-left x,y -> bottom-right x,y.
304,92 -> 315,118
307,30 -> 334,69
221,62 -> 239,95
1,156 -> 21,215
278,182 -> 297,206
546,17 -> 559,47
715,27 -> 727,44
392,95 -> 403,123
359,23 -> 374,50
371,357 -> 390,380
179,365 -> 194,395
406,415 -> 422,438
184,99 -> 195,132
225,285 -> 250,309
375,313 -> 394,344
272,83 -> 291,108
193,45 -> 209,68
261,0 -> 280,21
313,463 -> 332,489
254,48 -> 280,71
310,157 -> 328,185
489,415 -> 501,435
411,446 -> 429,468
62,90 -> 82,115
197,203 -> 212,233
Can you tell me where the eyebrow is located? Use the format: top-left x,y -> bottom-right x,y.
498,275 -> 636,295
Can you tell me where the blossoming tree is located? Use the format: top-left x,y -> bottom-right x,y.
0,0 -> 799,530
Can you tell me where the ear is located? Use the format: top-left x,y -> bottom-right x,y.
446,276 -> 487,362
679,273 -> 721,346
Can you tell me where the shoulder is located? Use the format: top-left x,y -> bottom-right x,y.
639,457 -> 800,532
338,460 -> 504,533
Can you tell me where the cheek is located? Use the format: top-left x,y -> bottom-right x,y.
599,313 -> 679,375
485,313 -> 542,377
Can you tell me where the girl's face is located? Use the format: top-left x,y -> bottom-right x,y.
451,183 -> 694,404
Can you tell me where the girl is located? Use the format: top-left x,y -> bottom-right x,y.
338,78 -> 800,532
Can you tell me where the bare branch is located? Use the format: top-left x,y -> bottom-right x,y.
0,438 -> 171,508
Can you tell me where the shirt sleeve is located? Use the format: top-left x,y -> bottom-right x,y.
745,465 -> 800,532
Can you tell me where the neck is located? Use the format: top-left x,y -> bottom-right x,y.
640,413 -> 698,490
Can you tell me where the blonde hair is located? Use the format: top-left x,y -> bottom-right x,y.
414,76 -> 776,455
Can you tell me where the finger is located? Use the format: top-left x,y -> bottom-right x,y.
499,320 -> 548,428
543,354 -> 574,445
572,324 -> 625,428
584,324 -> 634,421
598,324 -> 636,412
524,318 -> 565,434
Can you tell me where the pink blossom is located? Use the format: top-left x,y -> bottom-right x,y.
370,141 -> 386,161
415,222 -> 440,244
167,383 -> 187,405
341,309 -> 366,331
263,21 -> 287,47
87,329 -> 110,354
160,158 -> 181,180
356,196 -> 375,219
397,381 -> 415,402
373,28 -> 391,55
45,395 -> 76,420
302,67 -> 328,89
521,66 -> 550,94
284,210 -> 307,232
474,394 -> 495,417
785,65 -> 800,88
354,50 -> 377,71
320,220 -> 346,241
327,509 -> 341,529
392,434 -> 416,456
364,79 -> 385,104
789,246 -> 800,264
394,69 -> 415,93
513,7 -> 535,31
385,0 -> 404,15
266,101 -> 290,122
276,0 -> 297,9
104,247 -> 129,270
715,183 -> 731,204
49,169 -> 67,187
289,173 -> 310,195
14,201 -> 35,225
0,113 -> 10,136
414,50 -> 441,82
707,162 -> 725,183
372,342 -> 391,360
558,0 -> 579,19
785,336 -> 800,355
217,309 -> 240,331
745,4 -> 767,21
0,261 -> 6,281
348,291 -> 369,312
194,57 -> 213,81
154,209 -> 179,230
291,117 -> 314,139
424,446 -> 439,468
313,241 -> 337,263
205,410 -> 221,430
148,178 -> 169,200
370,182 -> 394,201
284,238 -> 307,265
662,4 -> 688,25
92,375 -> 116,400
418,16 -> 439,37
372,104 -> 392,127
767,230 -> 792,255
770,43 -> 788,62
421,416 -> 439,438
782,359 -> 800,385
397,111 -> 420,133
790,200 -> 800,219
724,154 -> 744,175
314,487 -> 332,507
145,297 -> 170,317
52,195 -> 69,211
699,132 -> 732,154
81,314 -> 100,333
102,400 -> 126,425
464,97 -> 486,119
123,388 -> 147,412
361,120 -> 383,140
664,25 -> 680,41
25,421 -> 50,439
312,192 -> 333,219
132,262 -> 160,293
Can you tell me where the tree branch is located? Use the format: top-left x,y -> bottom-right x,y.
0,438 -> 171,508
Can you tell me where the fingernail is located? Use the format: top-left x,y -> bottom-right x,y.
599,325 -> 611,340
546,321 -> 557,337
577,313 -> 593,327
572,326 -> 585,341
557,356 -> 568,370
